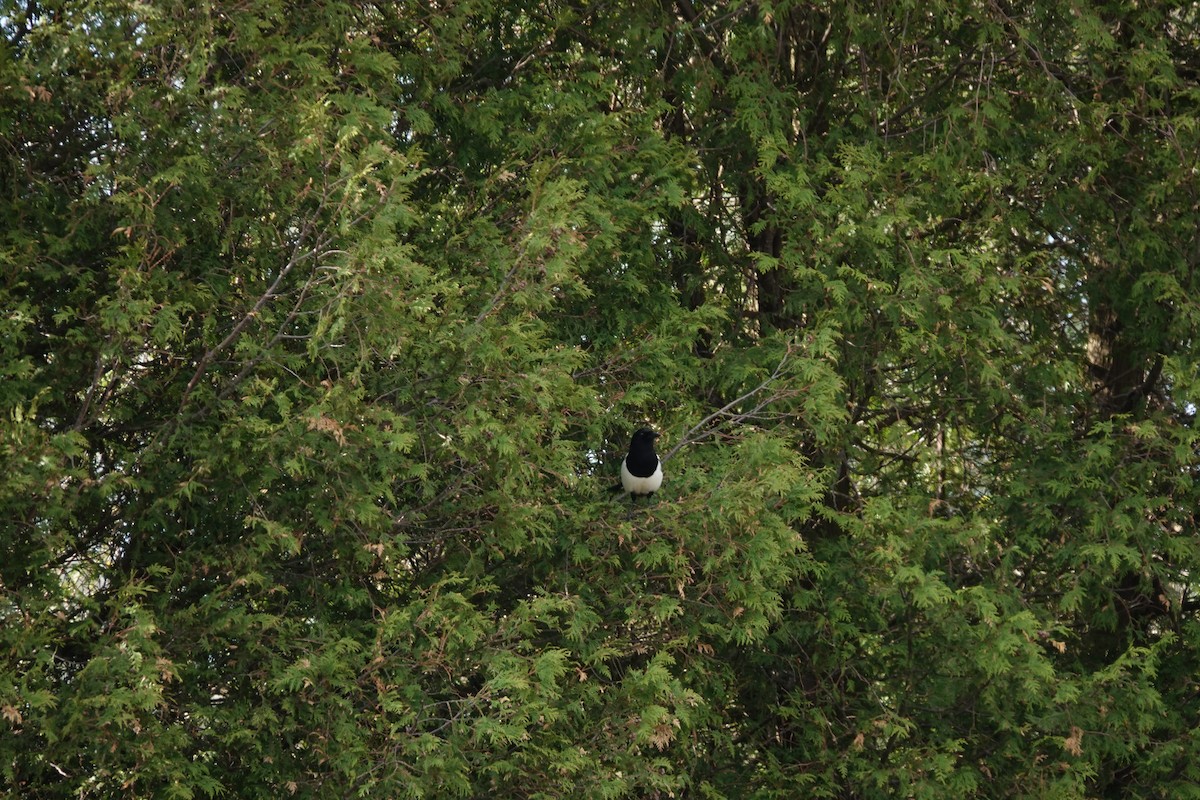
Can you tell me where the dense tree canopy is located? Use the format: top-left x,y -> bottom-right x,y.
3,1 -> 1199,797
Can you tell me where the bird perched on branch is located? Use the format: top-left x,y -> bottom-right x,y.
615,428 -> 662,503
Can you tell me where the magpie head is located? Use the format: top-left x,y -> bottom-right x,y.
630,427 -> 660,452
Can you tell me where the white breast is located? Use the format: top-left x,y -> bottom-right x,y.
621,459 -> 663,495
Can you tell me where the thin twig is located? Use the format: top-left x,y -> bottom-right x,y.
662,341 -> 796,462
178,248 -> 310,411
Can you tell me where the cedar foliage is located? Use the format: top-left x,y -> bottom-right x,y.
2,1 -> 1199,797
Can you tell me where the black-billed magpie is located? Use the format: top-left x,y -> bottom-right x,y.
616,428 -> 662,502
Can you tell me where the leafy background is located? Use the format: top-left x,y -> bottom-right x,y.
2,1 -> 1199,797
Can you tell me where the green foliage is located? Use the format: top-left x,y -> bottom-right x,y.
3,0 -> 1200,798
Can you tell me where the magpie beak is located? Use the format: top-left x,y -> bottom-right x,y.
616,428 -> 662,503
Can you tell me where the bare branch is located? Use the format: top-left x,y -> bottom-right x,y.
178,239 -> 320,411
662,341 -> 797,461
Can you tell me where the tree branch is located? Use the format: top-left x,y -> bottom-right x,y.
662,341 -> 797,462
